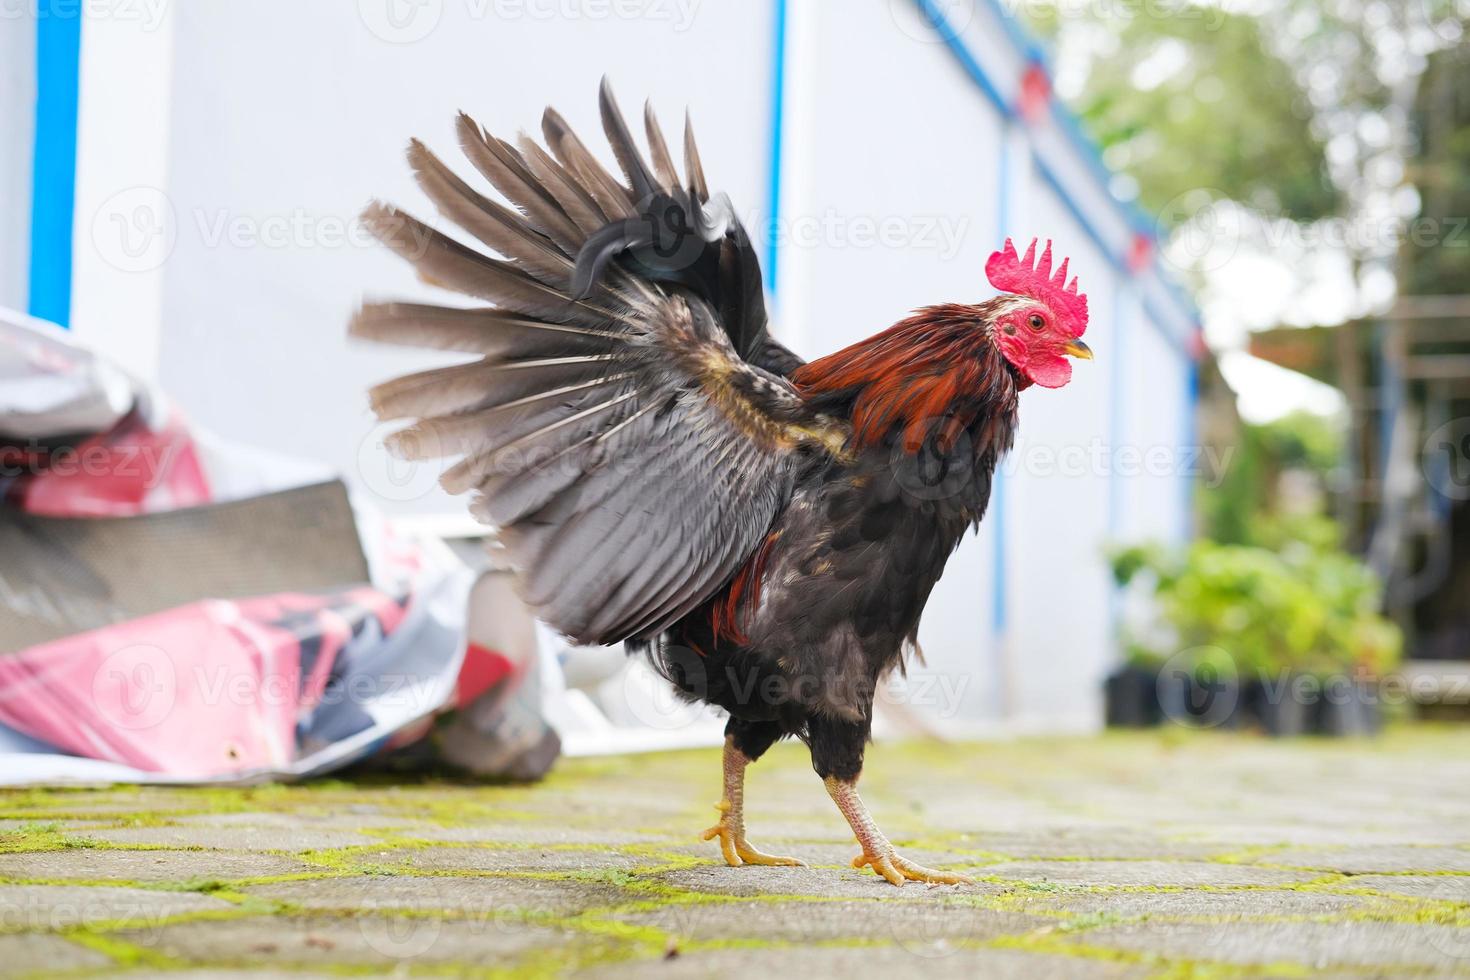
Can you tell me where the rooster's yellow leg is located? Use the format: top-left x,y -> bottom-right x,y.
701,736 -> 805,867
824,775 -> 972,886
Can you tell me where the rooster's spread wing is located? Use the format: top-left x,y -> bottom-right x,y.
352,80 -> 844,645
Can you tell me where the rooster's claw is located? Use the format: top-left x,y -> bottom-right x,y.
851,846 -> 972,887
702,801 -> 805,867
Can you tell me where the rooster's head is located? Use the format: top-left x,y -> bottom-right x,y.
985,238 -> 1092,389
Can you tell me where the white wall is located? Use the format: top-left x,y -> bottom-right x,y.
1003,177 -> 1117,729
50,0 -> 1197,732
1122,300 -> 1192,545
69,3 -> 176,381
145,1 -> 776,516
0,12 -> 34,312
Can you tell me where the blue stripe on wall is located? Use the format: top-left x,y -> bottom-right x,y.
917,0 -> 1010,117
28,11 -> 82,327
763,0 -> 788,296
913,0 -> 1199,351
1033,154 -> 1125,276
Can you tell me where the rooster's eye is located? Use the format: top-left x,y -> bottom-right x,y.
1027,314 -> 1045,331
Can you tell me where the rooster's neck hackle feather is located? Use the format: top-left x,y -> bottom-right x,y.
791,301 -> 1021,454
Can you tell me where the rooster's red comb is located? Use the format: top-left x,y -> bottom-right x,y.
985,238 -> 1089,338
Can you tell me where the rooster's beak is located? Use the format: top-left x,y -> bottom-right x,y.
1063,339 -> 1093,360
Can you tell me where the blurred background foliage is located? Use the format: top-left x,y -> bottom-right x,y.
1404,41 -> 1470,296
1111,532 -> 1402,680
1026,0 -> 1460,236
1201,410 -> 1343,548
1026,0 -> 1468,677
1028,0 -> 1468,323
1027,6 -> 1340,220
1110,403 -> 1405,683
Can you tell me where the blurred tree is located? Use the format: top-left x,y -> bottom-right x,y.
1395,39 -> 1470,661
1401,42 -> 1470,296
1199,410 -> 1343,548
1027,0 -> 1464,293
1032,0 -> 1470,661
1255,409 -> 1344,475
1033,9 -> 1340,221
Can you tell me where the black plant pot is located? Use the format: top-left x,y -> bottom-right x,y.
1247,678 -> 1314,737
1315,680 -> 1382,736
1155,666 -> 1245,729
1104,666 -> 1161,728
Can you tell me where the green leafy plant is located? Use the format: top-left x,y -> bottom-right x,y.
1110,527 -> 1401,681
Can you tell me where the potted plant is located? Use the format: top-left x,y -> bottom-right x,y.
1104,645 -> 1163,728
1106,526 -> 1402,737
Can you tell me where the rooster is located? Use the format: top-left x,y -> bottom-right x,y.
352,81 -> 1092,886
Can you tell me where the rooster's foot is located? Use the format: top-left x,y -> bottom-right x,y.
850,845 -> 973,887
824,775 -> 970,888
702,801 -> 805,867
